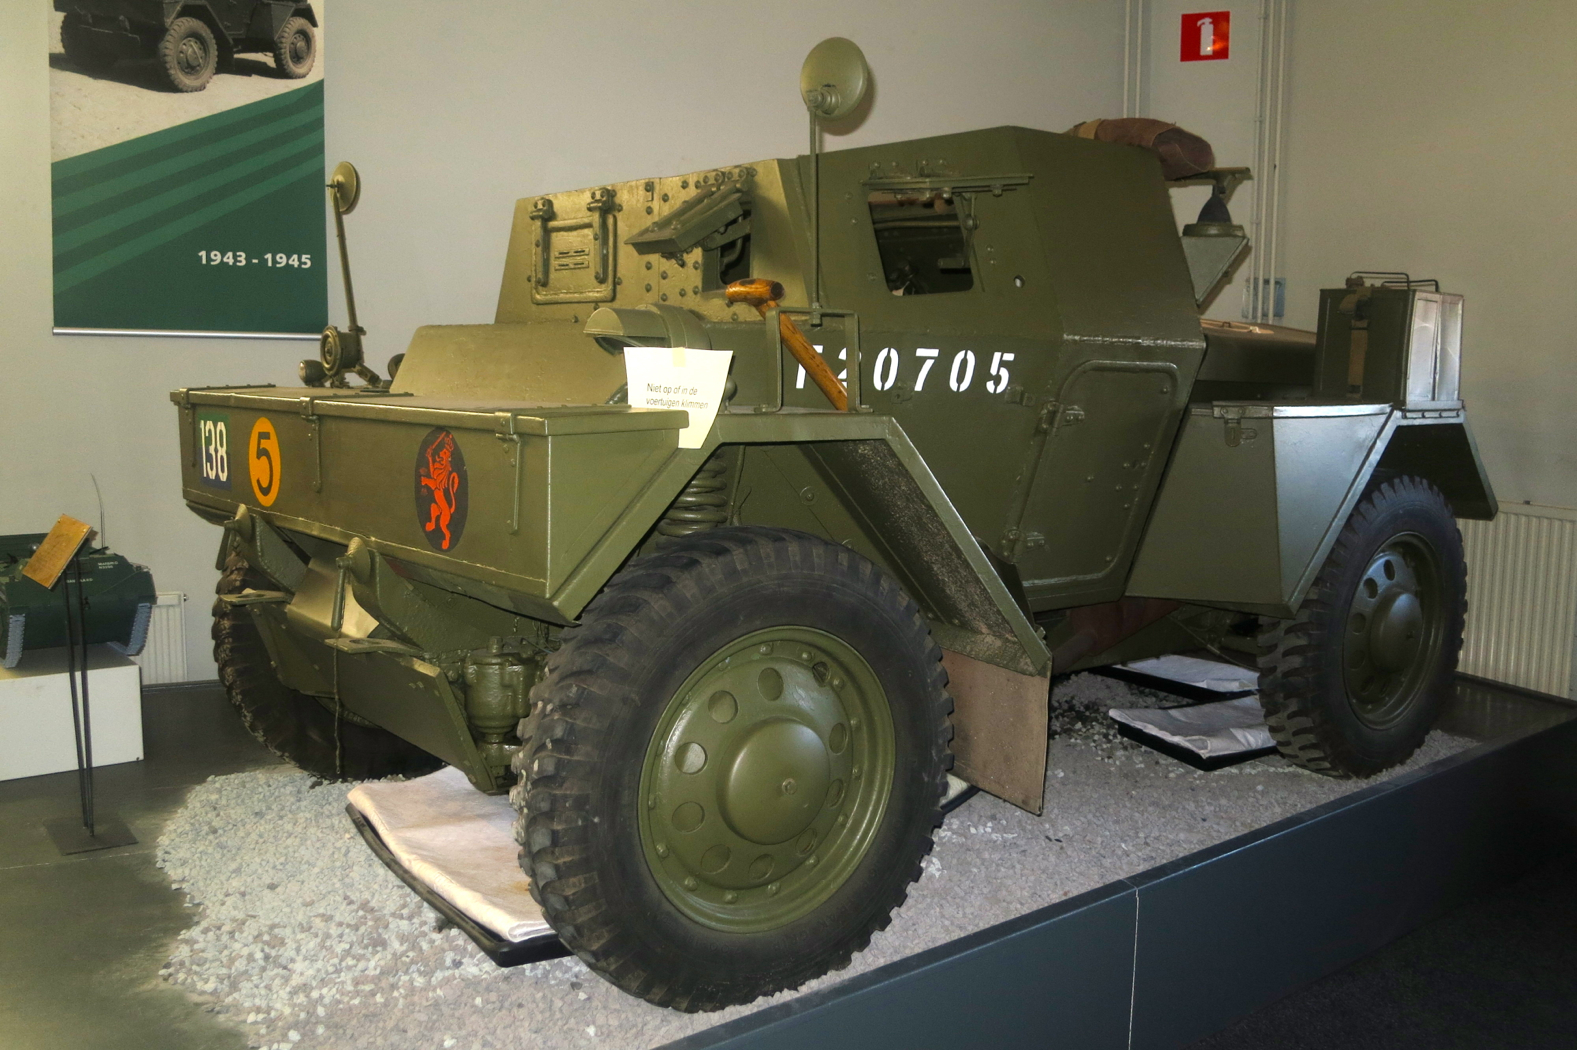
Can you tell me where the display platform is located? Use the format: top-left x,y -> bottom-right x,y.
0,643 -> 142,781
658,677 -> 1577,1050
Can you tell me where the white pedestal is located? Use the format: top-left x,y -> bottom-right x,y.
0,644 -> 143,781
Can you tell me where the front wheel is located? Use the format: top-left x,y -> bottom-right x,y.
1258,476 -> 1466,777
512,528 -> 952,1011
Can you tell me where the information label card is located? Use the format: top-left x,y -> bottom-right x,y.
623,348 -> 735,449
21,515 -> 93,590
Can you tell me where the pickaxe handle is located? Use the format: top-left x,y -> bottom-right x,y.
726,279 -> 849,411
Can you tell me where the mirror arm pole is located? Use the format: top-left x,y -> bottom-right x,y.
332,203 -> 361,336
809,112 -> 821,326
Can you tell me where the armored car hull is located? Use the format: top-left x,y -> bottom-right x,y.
175,119 -> 1493,1009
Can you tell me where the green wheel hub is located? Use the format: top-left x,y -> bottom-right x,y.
1343,533 -> 1444,729
639,626 -> 895,933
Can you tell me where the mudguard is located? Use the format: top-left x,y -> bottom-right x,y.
1126,406 -> 1495,617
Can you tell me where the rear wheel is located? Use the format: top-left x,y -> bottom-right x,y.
158,17 -> 217,92
60,14 -> 118,73
513,527 -> 952,1011
213,552 -> 444,781
1258,476 -> 1465,777
272,16 -> 315,78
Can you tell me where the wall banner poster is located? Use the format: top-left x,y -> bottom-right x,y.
48,2 -> 328,337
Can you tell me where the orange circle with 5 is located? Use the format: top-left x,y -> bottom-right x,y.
248,417 -> 282,506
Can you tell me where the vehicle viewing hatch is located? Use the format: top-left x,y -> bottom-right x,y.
869,189 -> 975,295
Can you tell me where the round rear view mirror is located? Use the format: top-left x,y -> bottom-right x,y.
800,38 -> 870,121
329,160 -> 361,215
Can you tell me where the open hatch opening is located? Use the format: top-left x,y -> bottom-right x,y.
701,218 -> 752,292
868,190 -> 974,296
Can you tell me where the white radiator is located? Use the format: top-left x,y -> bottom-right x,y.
1458,503 -> 1577,699
136,591 -> 189,685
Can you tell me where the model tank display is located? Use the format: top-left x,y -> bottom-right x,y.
170,39 -> 1494,1010
0,534 -> 156,668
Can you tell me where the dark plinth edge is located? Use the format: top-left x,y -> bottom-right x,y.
140,679 -> 223,696
344,803 -> 570,967
1125,704 -> 1576,894
1455,672 -> 1577,707
661,681 -> 1577,1050
1126,715 -> 1577,1050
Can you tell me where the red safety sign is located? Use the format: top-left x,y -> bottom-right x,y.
1181,10 -> 1231,61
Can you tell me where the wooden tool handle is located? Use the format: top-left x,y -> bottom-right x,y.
724,279 -> 784,309
725,279 -> 849,411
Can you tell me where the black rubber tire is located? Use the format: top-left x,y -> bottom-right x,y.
158,16 -> 217,92
512,527 -> 952,1011
1258,476 -> 1466,777
272,15 -> 315,79
213,552 -> 445,781
60,15 -> 118,73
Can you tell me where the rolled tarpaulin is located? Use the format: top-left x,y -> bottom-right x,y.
1067,118 -> 1216,180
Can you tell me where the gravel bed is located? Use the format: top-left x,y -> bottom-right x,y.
156,673 -> 1473,1050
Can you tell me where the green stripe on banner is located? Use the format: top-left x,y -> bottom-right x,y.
50,80 -> 326,333
54,129 -> 324,257
54,155 -> 325,294
52,81 -> 322,182
53,103 -> 324,220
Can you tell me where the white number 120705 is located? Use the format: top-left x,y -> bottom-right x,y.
869,348 -> 1015,394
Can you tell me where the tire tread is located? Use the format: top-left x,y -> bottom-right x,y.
1258,476 -> 1465,777
512,528 -> 952,1011
213,552 -> 444,781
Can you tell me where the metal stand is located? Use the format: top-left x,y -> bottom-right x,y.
44,553 -> 136,855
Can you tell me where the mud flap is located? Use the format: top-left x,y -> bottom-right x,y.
942,648 -> 1051,814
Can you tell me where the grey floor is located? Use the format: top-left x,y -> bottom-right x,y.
0,684 -> 282,1050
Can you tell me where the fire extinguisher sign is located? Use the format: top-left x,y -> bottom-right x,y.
1181,10 -> 1231,61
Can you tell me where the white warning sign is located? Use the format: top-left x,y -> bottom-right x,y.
622,347 -> 735,449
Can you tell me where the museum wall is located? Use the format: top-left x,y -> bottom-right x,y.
1138,0 -> 1272,325
7,1 -> 1567,685
0,0 -> 1127,681
1274,0 -> 1575,509
0,3 -> 330,682
1135,1 -> 1577,511
315,1 -> 1128,367
1131,0 -> 1576,693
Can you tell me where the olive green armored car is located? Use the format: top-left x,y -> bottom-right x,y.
173,86 -> 1493,1008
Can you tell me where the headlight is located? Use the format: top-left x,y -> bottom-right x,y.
1405,292 -> 1463,404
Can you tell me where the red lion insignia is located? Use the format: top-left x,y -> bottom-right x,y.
414,428 -> 467,550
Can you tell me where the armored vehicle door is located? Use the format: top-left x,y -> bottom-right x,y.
994,129 -> 1206,609
1009,359 -> 1180,603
